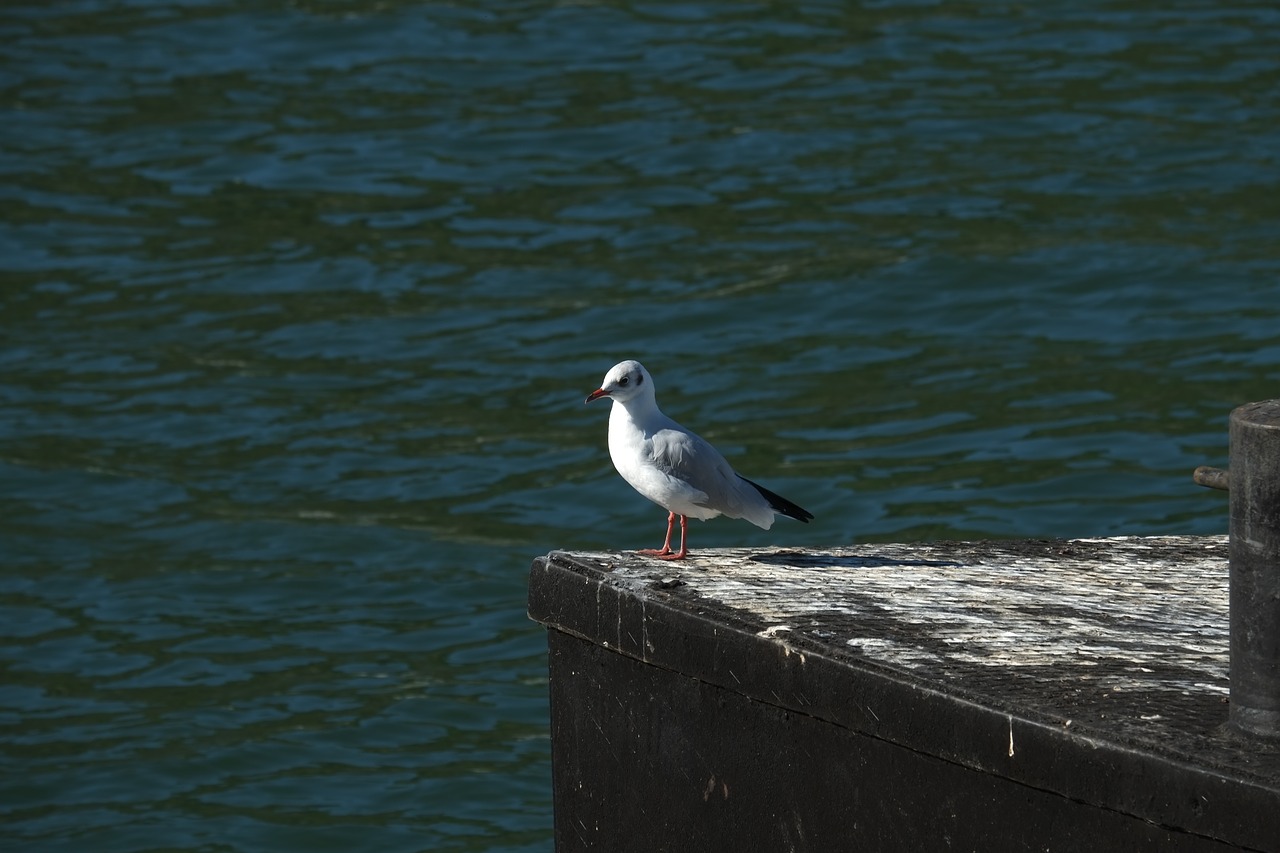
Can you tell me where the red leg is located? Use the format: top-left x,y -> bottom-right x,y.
638,511 -> 675,556
654,515 -> 688,560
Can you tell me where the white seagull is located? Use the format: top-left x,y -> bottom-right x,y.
585,359 -> 813,560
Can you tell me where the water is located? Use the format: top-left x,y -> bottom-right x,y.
2,1 -> 1278,849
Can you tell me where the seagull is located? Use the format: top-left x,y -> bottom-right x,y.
585,359 -> 813,560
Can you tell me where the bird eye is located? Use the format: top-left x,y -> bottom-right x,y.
618,376 -> 629,386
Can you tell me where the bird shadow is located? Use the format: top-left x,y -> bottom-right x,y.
748,550 -> 965,570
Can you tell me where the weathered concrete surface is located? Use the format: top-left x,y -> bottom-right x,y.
530,536 -> 1280,852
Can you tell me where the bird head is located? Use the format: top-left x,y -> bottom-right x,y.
585,359 -> 653,405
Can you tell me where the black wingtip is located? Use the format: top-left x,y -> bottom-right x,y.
740,476 -> 814,523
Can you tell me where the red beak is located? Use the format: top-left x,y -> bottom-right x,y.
585,388 -> 609,403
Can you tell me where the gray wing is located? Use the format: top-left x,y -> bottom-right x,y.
649,425 -> 772,525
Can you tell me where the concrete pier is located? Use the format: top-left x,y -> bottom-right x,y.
528,537 -> 1280,852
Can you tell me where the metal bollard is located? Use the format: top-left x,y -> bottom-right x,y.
1226,400 -> 1280,739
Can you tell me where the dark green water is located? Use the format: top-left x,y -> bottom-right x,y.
2,1 -> 1278,850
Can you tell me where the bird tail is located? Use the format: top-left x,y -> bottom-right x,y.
739,476 -> 814,523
